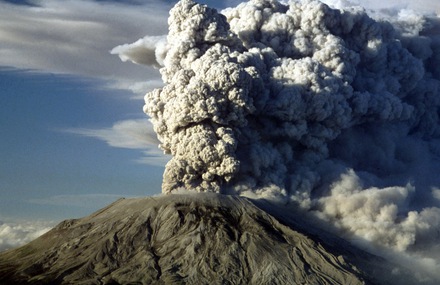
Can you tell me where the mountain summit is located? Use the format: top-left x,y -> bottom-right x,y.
0,194 -> 421,284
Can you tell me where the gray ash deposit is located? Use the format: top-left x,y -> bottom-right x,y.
0,194 -> 421,284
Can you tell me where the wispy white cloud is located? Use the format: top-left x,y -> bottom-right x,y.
110,79 -> 164,99
323,0 -> 440,15
0,0 -> 245,97
111,35 -> 167,67
0,0 -> 170,91
68,119 -> 157,149
433,187 -> 440,201
65,118 -> 169,166
0,220 -> 54,252
134,150 -> 171,166
28,193 -> 134,208
357,0 -> 440,14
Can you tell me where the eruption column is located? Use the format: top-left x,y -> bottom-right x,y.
144,0 -> 429,200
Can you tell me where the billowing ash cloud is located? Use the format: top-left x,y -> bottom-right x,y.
144,0 -> 436,196
118,0 -> 440,279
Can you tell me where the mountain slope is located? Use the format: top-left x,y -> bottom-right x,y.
0,194 -> 408,284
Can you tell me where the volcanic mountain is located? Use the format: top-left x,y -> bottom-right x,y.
0,194 -> 422,284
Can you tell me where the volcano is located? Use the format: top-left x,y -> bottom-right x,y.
0,194 -> 422,284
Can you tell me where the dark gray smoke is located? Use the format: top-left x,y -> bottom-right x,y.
113,0 -> 440,281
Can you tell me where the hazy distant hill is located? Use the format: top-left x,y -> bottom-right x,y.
0,194 -> 420,284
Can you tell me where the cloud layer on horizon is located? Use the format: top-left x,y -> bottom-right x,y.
0,220 -> 54,252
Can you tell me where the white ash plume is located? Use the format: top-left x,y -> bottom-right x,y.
144,0 -> 429,199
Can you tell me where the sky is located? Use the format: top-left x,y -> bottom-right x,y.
0,0 -> 439,258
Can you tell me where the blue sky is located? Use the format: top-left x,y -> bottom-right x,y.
0,68 -> 164,219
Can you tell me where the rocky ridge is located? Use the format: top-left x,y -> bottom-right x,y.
0,194 -> 416,284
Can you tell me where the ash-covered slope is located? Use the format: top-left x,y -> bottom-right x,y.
0,194 -> 419,285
